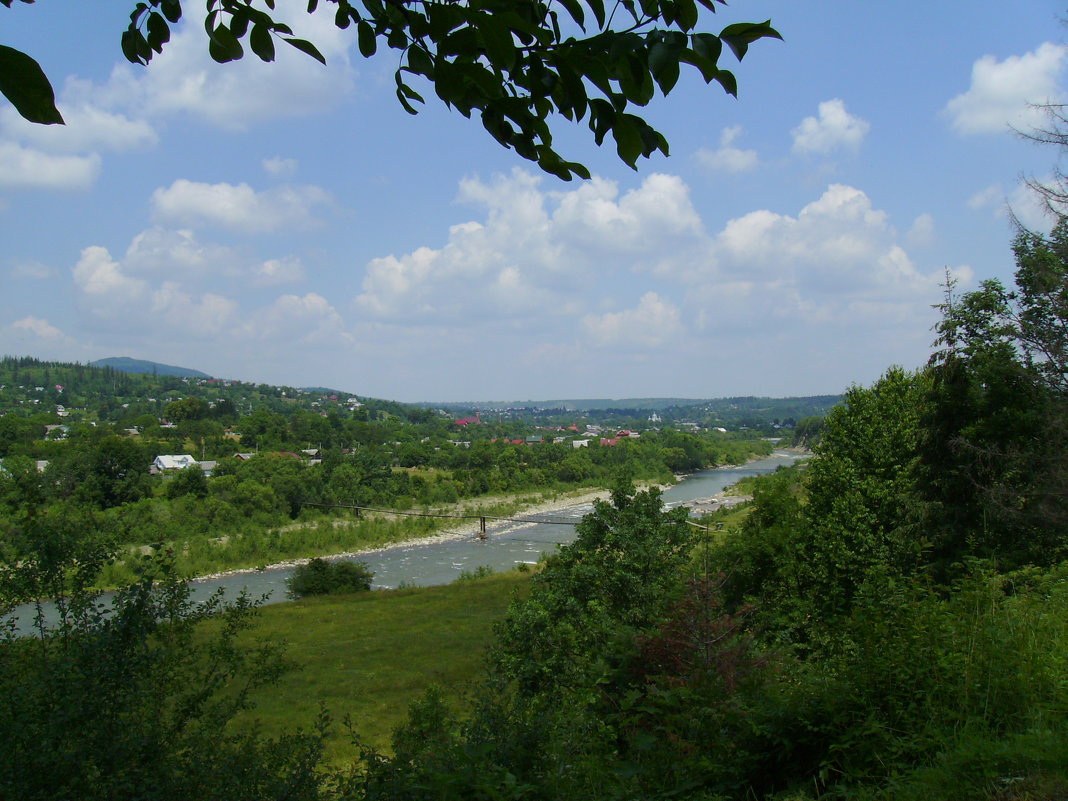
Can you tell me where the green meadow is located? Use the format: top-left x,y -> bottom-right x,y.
235,570 -> 532,762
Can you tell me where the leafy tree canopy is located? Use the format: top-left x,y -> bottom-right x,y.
0,0 -> 780,179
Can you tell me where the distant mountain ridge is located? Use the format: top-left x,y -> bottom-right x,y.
89,357 -> 211,379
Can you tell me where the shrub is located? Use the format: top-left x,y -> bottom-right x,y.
286,557 -> 374,598
455,564 -> 495,582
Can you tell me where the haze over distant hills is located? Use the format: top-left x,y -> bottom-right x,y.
421,396 -> 842,412
421,398 -> 704,410
80,355 -> 838,411
88,357 -> 211,379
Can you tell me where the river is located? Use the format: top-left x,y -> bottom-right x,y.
9,451 -> 803,631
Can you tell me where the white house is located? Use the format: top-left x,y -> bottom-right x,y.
152,454 -> 198,472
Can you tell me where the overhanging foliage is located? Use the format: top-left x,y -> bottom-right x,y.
1,0 -> 779,179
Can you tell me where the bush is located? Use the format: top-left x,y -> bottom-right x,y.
455,564 -> 495,582
0,550 -> 328,801
286,557 -> 374,598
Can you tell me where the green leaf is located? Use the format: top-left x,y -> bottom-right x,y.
207,23 -> 243,63
208,37 -> 232,63
121,29 -> 144,65
556,0 -> 585,30
648,40 -> 681,95
679,49 -> 717,82
160,0 -> 182,24
395,85 -> 420,114
146,12 -> 171,54
398,82 -> 425,104
691,32 -> 722,64
557,67 -> 588,120
282,37 -> 326,65
479,17 -> 516,68
652,57 -> 679,94
427,3 -> 463,38
714,68 -> 737,96
720,20 -> 782,61
588,0 -> 607,29
638,0 -> 659,19
249,24 -> 276,62
637,118 -> 668,157
617,53 -> 654,106
612,113 -> 642,167
229,10 -> 250,39
406,45 -> 433,77
675,0 -> 699,31
0,44 -> 64,124
357,21 -> 377,57
587,98 -> 613,144
482,109 -> 514,147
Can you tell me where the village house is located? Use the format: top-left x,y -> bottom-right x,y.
151,454 -> 199,473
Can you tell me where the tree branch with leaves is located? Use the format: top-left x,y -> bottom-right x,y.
1,0 -> 779,179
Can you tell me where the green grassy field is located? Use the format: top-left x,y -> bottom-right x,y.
234,570 -> 532,763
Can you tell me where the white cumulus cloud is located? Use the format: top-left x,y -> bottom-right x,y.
11,316 -> 67,341
151,179 -> 332,233
263,157 -> 299,178
582,292 -> 683,347
945,42 -> 1067,135
70,240 -> 243,334
123,227 -> 242,275
355,170 -> 703,327
906,213 -> 936,248
667,183 -> 965,338
0,87 -> 157,155
966,181 -> 1057,232
552,173 -> 704,252
695,126 -> 760,173
0,142 -> 100,190
237,293 -> 350,344
151,282 -> 237,333
253,256 -> 306,286
11,261 -> 55,280
72,246 -> 148,309
968,184 -> 1003,210
791,99 -> 870,155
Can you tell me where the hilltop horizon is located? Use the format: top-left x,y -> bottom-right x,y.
18,353 -> 843,409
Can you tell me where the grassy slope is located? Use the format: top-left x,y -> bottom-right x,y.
236,570 -> 531,763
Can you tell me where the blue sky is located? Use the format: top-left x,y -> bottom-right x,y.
1,0 -> 1065,402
